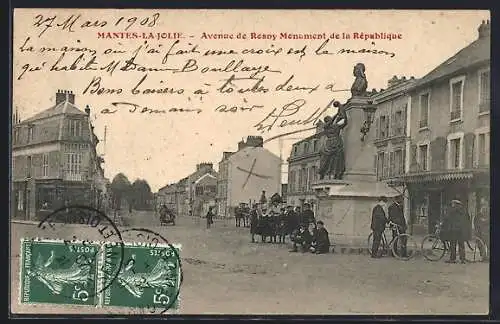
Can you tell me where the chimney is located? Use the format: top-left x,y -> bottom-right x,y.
315,120 -> 324,134
55,89 -> 75,104
387,75 -> 400,88
85,104 -> 91,116
478,19 -> 491,39
237,139 -> 247,151
56,90 -> 66,104
246,136 -> 264,148
68,90 -> 75,104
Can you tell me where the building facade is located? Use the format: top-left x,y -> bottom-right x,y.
372,76 -> 416,185
193,173 -> 217,217
216,136 -> 281,218
404,20 -> 490,234
12,90 -> 107,220
286,123 -> 323,211
157,163 -> 217,217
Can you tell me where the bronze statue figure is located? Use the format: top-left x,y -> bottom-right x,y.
351,63 -> 368,96
318,101 -> 348,180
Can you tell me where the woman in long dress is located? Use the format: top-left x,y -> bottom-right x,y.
318,103 -> 348,180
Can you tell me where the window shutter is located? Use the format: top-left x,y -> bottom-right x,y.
383,153 -> 389,178
375,117 -> 380,139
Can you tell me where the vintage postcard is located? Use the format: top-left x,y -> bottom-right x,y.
10,9 -> 490,315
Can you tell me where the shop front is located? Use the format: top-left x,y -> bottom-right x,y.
404,171 -> 474,235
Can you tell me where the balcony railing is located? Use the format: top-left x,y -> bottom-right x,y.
419,119 -> 428,129
64,173 -> 84,181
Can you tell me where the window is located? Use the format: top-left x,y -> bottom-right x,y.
418,144 -> 429,171
304,143 -> 309,154
311,166 -> 317,184
17,190 -> 24,211
419,92 -> 430,128
394,149 -> 404,176
42,153 -> 49,177
69,120 -> 82,137
26,155 -> 32,177
389,152 -> 395,177
479,69 -> 490,113
66,152 -> 82,175
449,76 -> 465,121
477,132 -> 490,167
13,128 -> 20,144
417,195 -> 429,225
447,133 -> 463,170
195,186 -> 203,196
28,126 -> 34,142
293,146 -> 298,156
394,110 -> 403,136
289,171 -> 295,192
379,115 -> 388,138
377,152 -> 385,180
313,140 -> 318,152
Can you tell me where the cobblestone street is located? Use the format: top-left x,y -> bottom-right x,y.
11,211 -> 489,315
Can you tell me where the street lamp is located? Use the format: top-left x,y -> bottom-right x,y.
360,104 -> 377,142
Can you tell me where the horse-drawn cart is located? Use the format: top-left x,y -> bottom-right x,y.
159,205 -> 176,226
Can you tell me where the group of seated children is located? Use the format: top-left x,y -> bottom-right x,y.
290,221 -> 331,254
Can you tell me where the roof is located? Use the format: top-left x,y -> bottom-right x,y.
194,173 -> 217,184
413,36 -> 490,89
23,101 -> 87,123
228,146 -> 281,164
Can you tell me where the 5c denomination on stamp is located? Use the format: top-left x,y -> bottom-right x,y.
20,238 -> 100,306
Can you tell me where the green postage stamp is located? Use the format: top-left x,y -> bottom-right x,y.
101,242 -> 182,310
19,238 -> 182,310
20,239 -> 100,306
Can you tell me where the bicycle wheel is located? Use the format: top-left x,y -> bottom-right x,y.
421,234 -> 446,261
367,232 -> 374,255
465,236 -> 488,262
392,234 -> 418,261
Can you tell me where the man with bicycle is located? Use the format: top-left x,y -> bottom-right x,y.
370,196 -> 388,258
388,196 -> 408,258
441,199 -> 472,264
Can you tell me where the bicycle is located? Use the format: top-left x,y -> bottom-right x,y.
421,223 -> 487,262
367,221 -> 417,261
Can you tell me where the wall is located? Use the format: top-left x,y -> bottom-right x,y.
228,147 -> 281,208
409,64 -> 490,172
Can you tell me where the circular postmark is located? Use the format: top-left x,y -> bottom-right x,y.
35,205 -> 125,301
118,228 -> 183,315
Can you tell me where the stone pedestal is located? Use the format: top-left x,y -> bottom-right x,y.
312,96 -> 400,245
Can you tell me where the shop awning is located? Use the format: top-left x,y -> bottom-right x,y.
402,170 -> 474,184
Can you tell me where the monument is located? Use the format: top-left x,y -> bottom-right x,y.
312,63 -> 401,245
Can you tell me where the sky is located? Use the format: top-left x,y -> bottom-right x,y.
12,9 -> 490,191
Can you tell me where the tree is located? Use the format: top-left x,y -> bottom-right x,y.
130,179 -> 153,210
110,173 -> 132,210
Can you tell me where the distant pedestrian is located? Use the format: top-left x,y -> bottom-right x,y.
206,206 -> 215,229
441,199 -> 471,264
370,196 -> 388,258
250,204 -> 259,243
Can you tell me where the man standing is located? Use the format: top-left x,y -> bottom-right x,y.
441,199 -> 472,264
206,206 -> 215,229
474,197 -> 489,261
250,204 -> 259,243
388,196 -> 407,258
370,196 -> 388,258
301,203 -> 316,226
